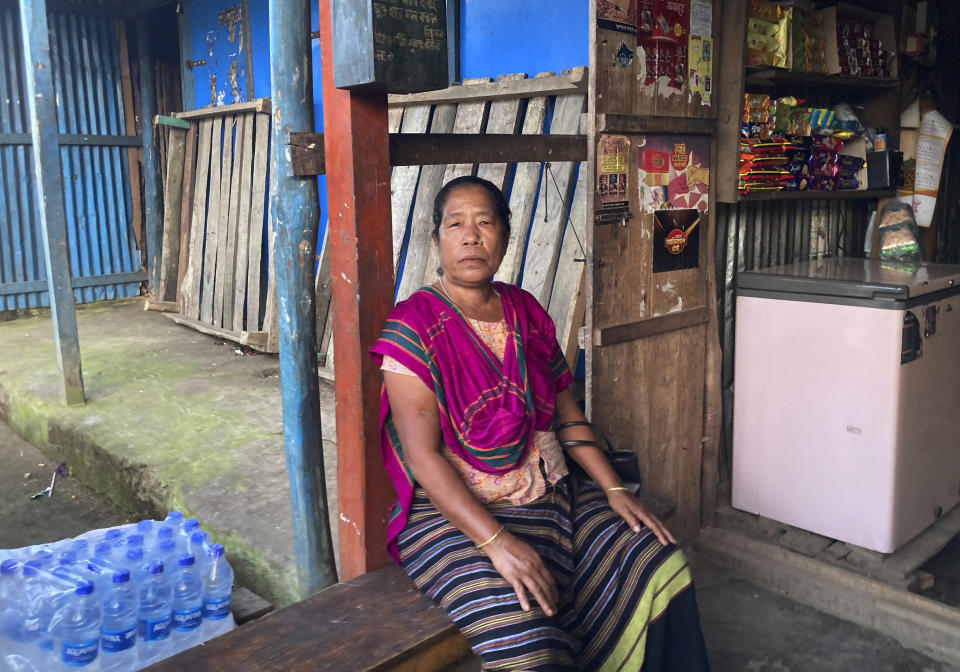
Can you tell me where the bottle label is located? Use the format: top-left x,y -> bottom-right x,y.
140,614 -> 172,641
173,606 -> 202,631
101,624 -> 137,652
203,594 -> 231,620
62,637 -> 99,666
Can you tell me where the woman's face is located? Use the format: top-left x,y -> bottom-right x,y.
436,185 -> 506,287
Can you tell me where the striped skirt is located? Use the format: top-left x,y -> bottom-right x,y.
396,479 -> 710,671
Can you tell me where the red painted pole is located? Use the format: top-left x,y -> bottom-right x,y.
317,0 -> 395,579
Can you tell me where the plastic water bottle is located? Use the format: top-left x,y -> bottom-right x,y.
28,549 -> 54,569
201,544 -> 235,641
104,529 -> 125,549
170,553 -> 204,655
152,526 -> 174,556
189,532 -> 209,564
137,561 -> 172,667
99,569 -> 138,672
57,550 -> 77,569
57,579 -> 100,669
122,548 -> 146,585
21,562 -> 71,659
156,539 -> 178,575
94,541 -> 115,563
69,540 -> 89,562
165,512 -> 184,526
179,519 -> 200,551
0,559 -> 25,659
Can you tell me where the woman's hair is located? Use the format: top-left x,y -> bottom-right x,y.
432,175 -> 512,242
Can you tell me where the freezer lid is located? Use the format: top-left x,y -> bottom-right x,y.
737,259 -> 960,301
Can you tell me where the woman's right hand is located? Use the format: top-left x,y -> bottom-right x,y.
483,530 -> 559,617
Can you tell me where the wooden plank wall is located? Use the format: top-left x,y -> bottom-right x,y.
318,70 -> 590,374
163,100 -> 275,350
587,1 -> 724,541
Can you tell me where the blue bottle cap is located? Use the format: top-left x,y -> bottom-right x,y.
1,559 -> 17,574
165,512 -> 184,522
94,541 -> 112,557
190,530 -> 208,544
112,569 -> 131,584
75,580 -> 94,596
126,548 -> 144,562
32,549 -> 53,562
127,534 -> 144,547
157,526 -> 174,539
70,539 -> 89,552
178,553 -> 195,567
105,529 -> 123,541
22,561 -> 41,577
147,561 -> 164,575
39,638 -> 54,652
58,550 -> 76,565
137,520 -> 154,533
159,539 -> 176,553
183,518 -> 199,532
208,543 -> 225,559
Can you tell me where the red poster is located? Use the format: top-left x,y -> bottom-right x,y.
638,0 -> 690,89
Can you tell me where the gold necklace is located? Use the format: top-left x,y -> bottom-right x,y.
438,275 -> 500,319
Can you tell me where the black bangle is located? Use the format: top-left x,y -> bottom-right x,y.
558,440 -> 600,449
556,420 -> 593,432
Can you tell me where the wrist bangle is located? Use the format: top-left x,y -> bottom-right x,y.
604,486 -> 630,494
476,525 -> 505,549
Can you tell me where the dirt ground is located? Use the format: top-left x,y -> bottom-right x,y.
0,419 -> 130,553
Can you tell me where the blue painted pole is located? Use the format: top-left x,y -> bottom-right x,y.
136,17 -> 164,295
268,0 -> 338,595
18,0 -> 86,405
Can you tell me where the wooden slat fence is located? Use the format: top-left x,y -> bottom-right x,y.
156,99 -> 276,350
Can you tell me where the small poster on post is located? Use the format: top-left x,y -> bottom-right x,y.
653,208 -> 701,272
638,0 -> 690,89
598,0 -> 638,34
597,134 -> 630,209
637,135 -> 709,215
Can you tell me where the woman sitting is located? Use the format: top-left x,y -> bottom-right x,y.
371,176 -> 710,671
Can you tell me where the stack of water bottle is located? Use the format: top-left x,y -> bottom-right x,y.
0,512 -> 235,671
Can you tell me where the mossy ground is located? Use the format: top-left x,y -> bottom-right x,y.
0,299 -> 339,606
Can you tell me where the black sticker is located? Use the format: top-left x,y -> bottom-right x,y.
902,311 -> 922,364
924,305 -> 938,338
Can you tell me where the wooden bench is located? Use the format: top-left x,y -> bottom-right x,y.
151,493 -> 675,671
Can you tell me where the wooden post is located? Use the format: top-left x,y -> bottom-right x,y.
136,17 -> 164,296
318,0 -> 395,579
18,0 -> 85,406
269,0 -> 338,596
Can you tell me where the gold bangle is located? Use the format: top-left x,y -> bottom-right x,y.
476,525 -> 505,549
604,486 -> 630,494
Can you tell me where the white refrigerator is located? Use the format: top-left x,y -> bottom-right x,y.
732,258 -> 960,553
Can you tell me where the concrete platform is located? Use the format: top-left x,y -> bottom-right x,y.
0,299 -> 339,607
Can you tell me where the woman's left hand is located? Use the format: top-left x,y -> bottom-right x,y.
606,491 -> 676,546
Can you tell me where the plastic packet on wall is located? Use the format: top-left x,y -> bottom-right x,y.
877,201 -> 921,262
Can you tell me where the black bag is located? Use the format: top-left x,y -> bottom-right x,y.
557,421 -> 642,492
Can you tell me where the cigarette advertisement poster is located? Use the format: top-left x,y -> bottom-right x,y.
638,0 -> 690,89
636,135 -> 709,272
597,134 -> 630,209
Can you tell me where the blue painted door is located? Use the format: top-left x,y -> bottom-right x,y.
0,3 -> 142,310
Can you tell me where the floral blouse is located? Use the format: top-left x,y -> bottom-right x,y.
381,317 -> 568,505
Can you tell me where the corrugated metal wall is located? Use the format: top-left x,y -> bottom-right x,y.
0,2 -> 142,311
715,197 -> 873,477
